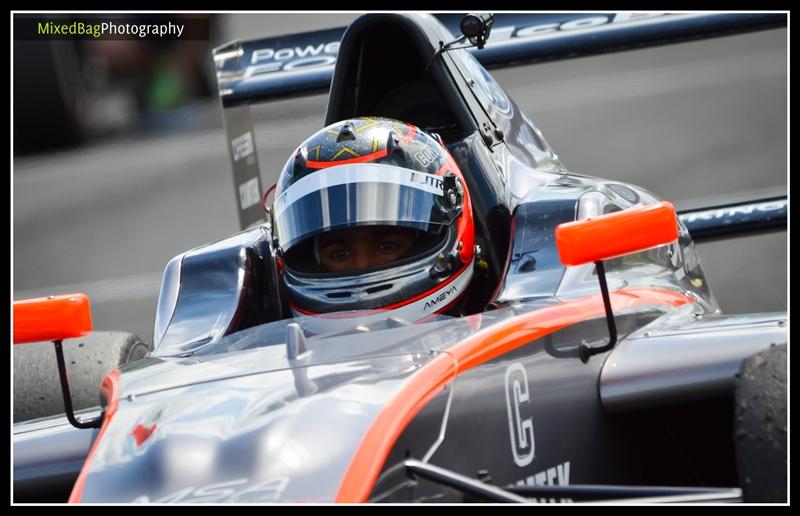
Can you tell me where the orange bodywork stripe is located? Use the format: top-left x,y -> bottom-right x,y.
334,288 -> 692,502
13,293 -> 92,345
68,369 -> 121,503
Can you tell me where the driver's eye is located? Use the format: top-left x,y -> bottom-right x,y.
329,249 -> 350,261
378,241 -> 400,254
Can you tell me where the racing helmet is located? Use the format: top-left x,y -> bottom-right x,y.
270,117 -> 475,331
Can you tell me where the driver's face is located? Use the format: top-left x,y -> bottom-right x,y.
317,226 -> 417,273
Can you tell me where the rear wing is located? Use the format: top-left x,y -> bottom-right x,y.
212,12 -> 787,231
677,196 -> 787,243
213,13 -> 785,105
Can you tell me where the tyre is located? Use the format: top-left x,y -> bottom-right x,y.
733,343 -> 787,502
13,332 -> 151,422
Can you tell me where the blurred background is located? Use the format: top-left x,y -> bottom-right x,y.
12,13 -> 788,345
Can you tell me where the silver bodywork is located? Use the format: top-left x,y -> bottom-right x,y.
601,307 -> 788,412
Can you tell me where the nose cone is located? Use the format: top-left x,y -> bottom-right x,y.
75,343 -> 454,502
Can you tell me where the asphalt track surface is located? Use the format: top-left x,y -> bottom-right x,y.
13,19 -> 787,346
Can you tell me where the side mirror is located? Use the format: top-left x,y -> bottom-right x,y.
555,201 -> 679,267
554,201 -> 679,361
13,293 -> 93,345
427,12 -> 495,73
13,293 -> 101,429
460,13 -> 494,49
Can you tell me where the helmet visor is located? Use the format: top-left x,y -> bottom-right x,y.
273,163 -> 460,252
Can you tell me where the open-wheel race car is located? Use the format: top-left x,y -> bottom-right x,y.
13,13 -> 787,503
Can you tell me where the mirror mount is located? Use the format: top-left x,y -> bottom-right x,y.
460,13 -> 494,50
426,13 -> 495,73
555,202 -> 680,361
52,339 -> 103,429
579,261 -> 618,362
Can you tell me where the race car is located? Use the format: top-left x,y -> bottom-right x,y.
13,13 -> 787,503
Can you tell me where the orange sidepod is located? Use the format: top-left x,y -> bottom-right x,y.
13,293 -> 93,345
555,201 -> 679,267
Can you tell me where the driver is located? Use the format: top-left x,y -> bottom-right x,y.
269,117 -> 475,331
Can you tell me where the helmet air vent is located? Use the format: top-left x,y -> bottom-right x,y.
337,123 -> 357,142
326,291 -> 352,298
365,284 -> 393,295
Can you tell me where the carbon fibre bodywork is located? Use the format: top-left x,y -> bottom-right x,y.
13,12 -> 787,503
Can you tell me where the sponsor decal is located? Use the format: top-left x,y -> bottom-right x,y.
665,240 -> 702,282
679,200 -> 787,223
132,477 -> 290,503
424,285 -> 458,311
485,13 -> 667,44
513,461 -> 573,503
505,362 -> 534,467
414,146 -> 439,168
460,52 -> 513,119
409,172 -> 443,191
239,177 -> 261,210
243,41 -> 340,78
232,13 -> 673,81
231,132 -> 254,161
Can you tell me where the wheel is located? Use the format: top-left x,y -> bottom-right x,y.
13,332 -> 151,422
733,343 -> 787,502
